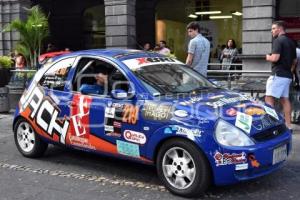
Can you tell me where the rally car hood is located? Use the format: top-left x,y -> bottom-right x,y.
172,89 -> 284,136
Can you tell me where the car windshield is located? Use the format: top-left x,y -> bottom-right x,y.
132,64 -> 216,95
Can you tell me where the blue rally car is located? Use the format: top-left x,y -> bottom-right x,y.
13,49 -> 292,197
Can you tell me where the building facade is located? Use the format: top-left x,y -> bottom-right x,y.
0,0 -> 299,71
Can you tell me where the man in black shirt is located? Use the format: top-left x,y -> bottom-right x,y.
266,21 -> 297,130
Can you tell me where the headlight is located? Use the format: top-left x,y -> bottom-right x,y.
215,119 -> 255,147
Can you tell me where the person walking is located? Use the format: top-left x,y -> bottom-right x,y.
265,21 -> 297,130
186,21 -> 210,77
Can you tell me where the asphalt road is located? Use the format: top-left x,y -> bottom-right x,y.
0,114 -> 299,200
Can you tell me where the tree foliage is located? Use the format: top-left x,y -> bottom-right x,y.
5,6 -> 49,68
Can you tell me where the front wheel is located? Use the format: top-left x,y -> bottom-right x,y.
156,139 -> 211,197
14,118 -> 48,158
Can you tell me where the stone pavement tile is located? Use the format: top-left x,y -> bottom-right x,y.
292,123 -> 300,134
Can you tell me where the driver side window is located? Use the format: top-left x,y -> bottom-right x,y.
73,57 -> 131,96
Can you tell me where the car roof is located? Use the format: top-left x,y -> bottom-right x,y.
51,49 -> 166,62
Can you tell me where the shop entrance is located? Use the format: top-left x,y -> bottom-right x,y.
155,0 -> 242,62
32,0 -> 105,51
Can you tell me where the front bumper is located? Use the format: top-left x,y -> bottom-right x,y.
212,129 -> 292,185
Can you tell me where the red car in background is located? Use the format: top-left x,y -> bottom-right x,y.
38,50 -> 71,64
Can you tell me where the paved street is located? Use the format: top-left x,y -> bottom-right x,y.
0,114 -> 299,200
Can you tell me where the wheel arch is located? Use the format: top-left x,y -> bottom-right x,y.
152,136 -> 213,177
12,115 -> 25,132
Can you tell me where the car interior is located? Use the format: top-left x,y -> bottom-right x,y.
72,58 -> 130,96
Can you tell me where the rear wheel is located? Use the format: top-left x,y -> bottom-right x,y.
156,139 -> 211,197
14,118 -> 48,158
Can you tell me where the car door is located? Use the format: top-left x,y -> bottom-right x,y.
37,56 -> 77,144
68,56 -> 146,157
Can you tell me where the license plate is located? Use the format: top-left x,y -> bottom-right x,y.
272,145 -> 287,165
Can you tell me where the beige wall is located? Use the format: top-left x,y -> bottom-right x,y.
156,20 -> 187,61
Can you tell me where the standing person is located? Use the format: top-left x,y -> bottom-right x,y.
220,39 -> 239,70
46,43 -> 56,53
15,53 -> 27,69
295,46 -> 300,89
186,21 -> 210,77
157,40 -> 170,55
265,21 -> 297,130
143,43 -> 152,51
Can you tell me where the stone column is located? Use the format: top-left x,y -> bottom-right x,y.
104,0 -> 136,49
0,0 -> 31,56
136,0 -> 156,49
242,0 -> 276,71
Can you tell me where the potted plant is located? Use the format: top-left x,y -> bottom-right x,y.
0,56 -> 12,112
0,56 -> 13,87
4,6 -> 49,69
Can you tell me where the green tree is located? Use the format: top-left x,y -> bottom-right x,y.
4,6 -> 49,68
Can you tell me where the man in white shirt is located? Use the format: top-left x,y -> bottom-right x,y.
158,40 -> 171,55
186,21 -> 210,77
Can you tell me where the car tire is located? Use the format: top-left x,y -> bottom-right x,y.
156,138 -> 211,198
14,118 -> 48,158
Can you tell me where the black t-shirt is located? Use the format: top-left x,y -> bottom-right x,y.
271,34 -> 296,79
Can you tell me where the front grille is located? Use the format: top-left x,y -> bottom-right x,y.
252,124 -> 287,142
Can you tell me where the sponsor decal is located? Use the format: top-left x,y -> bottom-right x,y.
19,86 -> 70,144
163,126 -> 202,139
235,112 -> 252,133
198,118 -> 210,124
142,102 -> 172,121
234,104 -> 246,108
105,107 -> 115,118
69,135 -> 96,150
174,110 -> 188,118
122,104 -> 139,124
248,155 -> 260,168
252,115 -> 276,131
175,126 -> 202,137
69,95 -> 92,139
143,126 -> 150,131
123,57 -> 181,71
226,108 -> 237,116
263,106 -> 279,120
123,130 -> 146,145
164,127 -> 173,134
179,96 -> 203,106
106,132 -> 121,137
245,107 -> 266,116
111,103 -> 125,109
113,121 -> 122,128
206,96 -> 249,108
116,140 -> 140,157
214,151 -> 247,166
235,163 -> 249,170
104,103 -> 138,137
104,125 -> 114,132
209,95 -> 224,100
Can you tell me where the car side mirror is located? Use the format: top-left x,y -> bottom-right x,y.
111,89 -> 134,99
